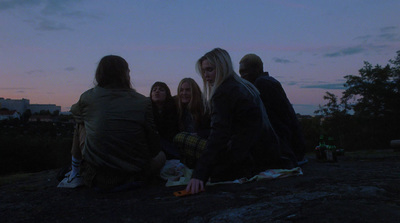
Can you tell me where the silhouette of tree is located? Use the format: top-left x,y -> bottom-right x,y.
313,50 -> 400,151
315,92 -> 349,117
340,51 -> 400,118
343,62 -> 394,117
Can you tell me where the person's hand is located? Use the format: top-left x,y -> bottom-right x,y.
186,178 -> 204,194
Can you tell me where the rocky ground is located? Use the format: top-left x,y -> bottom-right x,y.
1,150 -> 400,223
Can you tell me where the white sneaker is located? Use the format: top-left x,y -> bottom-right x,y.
57,174 -> 84,188
64,170 -> 71,178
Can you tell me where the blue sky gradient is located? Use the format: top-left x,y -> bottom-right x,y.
1,0 -> 399,115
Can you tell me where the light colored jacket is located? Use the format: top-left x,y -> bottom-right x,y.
71,86 -> 160,173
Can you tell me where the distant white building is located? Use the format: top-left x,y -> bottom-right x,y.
0,110 -> 20,120
60,111 -> 72,115
28,115 -> 54,122
0,98 -> 29,114
0,97 -> 61,114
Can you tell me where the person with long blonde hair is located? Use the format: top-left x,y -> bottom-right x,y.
186,48 -> 293,194
176,78 -> 207,134
173,78 -> 210,168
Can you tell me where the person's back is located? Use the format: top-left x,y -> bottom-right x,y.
60,55 -> 164,190
71,86 -> 159,173
255,73 -> 305,162
240,54 -> 306,163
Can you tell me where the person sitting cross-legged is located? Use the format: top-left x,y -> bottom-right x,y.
58,55 -> 165,191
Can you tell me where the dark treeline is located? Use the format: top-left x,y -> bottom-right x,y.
1,51 -> 399,175
0,118 -> 74,175
303,50 -> 400,152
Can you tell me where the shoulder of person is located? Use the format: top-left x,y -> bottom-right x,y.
215,76 -> 238,94
122,89 -> 151,102
70,88 -> 95,114
212,77 -> 246,104
81,87 -> 96,95
77,87 -> 96,102
130,90 -> 147,98
255,74 -> 273,85
256,75 -> 282,90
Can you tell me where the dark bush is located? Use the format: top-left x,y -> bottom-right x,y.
0,121 -> 73,175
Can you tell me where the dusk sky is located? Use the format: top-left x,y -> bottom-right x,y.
1,0 -> 399,115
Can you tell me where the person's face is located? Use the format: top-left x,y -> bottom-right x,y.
125,68 -> 131,82
239,62 -> 258,84
201,60 -> 216,86
179,82 -> 191,104
151,86 -> 167,104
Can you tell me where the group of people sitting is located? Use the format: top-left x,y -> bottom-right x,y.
58,48 -> 306,194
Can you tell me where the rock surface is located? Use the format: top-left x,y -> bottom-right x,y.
1,150 -> 400,223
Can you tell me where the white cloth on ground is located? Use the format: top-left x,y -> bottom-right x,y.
160,160 -> 303,187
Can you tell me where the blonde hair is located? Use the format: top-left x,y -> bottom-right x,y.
196,48 -> 260,108
177,78 -> 205,129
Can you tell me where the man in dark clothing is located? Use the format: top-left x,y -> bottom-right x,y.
239,54 -> 307,164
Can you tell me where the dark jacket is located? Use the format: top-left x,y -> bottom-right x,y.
191,75 -> 282,182
178,105 -> 211,139
254,72 -> 306,161
152,99 -> 179,142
